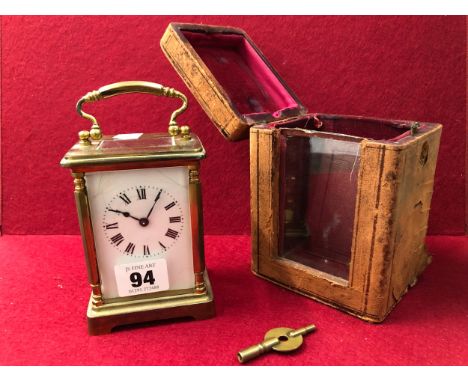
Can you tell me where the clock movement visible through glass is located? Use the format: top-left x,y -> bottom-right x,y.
85,166 -> 195,299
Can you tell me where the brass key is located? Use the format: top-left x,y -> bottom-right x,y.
237,324 -> 316,364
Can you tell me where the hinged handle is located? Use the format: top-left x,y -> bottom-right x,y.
76,81 -> 190,141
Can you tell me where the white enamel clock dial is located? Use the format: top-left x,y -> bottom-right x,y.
85,166 -> 194,299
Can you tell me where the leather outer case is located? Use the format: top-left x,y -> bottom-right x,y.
160,22 -> 442,322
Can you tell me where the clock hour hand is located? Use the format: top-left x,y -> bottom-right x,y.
107,208 -> 140,222
146,189 -> 162,219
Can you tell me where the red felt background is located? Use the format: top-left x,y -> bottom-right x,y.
0,235 -> 467,365
0,16 -> 466,235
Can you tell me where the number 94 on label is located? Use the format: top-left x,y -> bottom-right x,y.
114,259 -> 170,297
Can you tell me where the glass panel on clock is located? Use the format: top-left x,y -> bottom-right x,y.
85,166 -> 194,300
279,131 -> 361,281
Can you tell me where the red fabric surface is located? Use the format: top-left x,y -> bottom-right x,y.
0,234 -> 466,366
0,16 -> 466,236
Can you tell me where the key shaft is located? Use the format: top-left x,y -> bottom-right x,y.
288,324 -> 316,338
237,337 -> 280,363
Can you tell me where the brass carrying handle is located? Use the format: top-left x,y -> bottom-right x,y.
76,81 -> 190,141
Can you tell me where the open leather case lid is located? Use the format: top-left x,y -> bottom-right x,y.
161,23 -> 307,141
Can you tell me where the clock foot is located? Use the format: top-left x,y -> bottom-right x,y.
86,272 -> 215,335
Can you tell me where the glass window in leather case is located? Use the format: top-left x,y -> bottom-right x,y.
279,130 -> 361,281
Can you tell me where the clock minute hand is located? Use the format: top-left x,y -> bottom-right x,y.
107,208 -> 140,222
146,189 -> 162,219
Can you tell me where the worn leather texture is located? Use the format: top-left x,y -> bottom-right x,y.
0,16 -> 465,235
250,117 -> 441,321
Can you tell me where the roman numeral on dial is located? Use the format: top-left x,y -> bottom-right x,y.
110,233 -> 124,246
137,187 -> 146,200
105,222 -> 119,230
143,245 -> 150,256
119,193 -> 131,205
125,242 -> 135,254
169,216 -> 181,223
165,228 -> 179,239
164,201 -> 176,210
159,241 -> 167,250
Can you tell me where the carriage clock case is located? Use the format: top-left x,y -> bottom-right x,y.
61,82 -> 215,335
160,23 -> 442,322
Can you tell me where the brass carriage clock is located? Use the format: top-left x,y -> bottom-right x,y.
60,81 -> 215,335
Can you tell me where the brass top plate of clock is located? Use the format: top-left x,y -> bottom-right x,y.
60,132 -> 205,168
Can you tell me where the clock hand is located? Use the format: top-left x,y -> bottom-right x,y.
107,208 -> 141,222
146,189 -> 162,219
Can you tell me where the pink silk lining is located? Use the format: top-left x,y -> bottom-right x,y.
272,114 -> 414,141
182,30 -> 299,117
